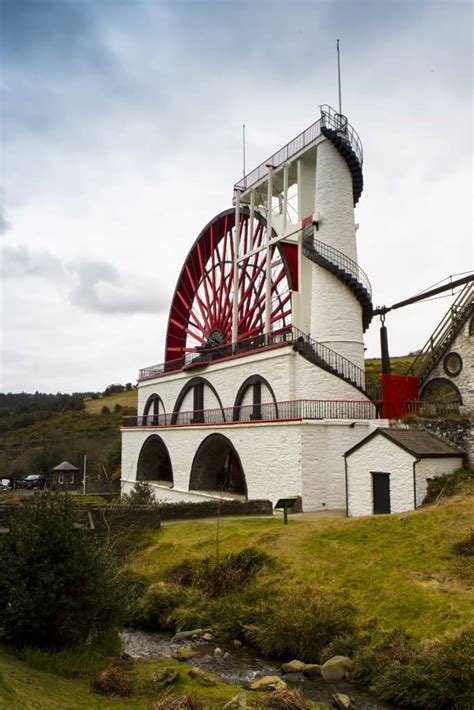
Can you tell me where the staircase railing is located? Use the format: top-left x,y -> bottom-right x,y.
292,327 -> 366,392
303,229 -> 372,298
406,282 -> 473,382
319,104 -> 363,166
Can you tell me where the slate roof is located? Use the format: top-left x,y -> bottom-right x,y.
52,461 -> 79,472
345,428 -> 464,459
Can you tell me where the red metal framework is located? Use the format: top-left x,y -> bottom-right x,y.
165,207 -> 294,362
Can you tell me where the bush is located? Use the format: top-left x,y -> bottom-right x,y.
352,627 -> 474,709
123,481 -> 156,505
423,468 -> 472,504
246,587 -> 356,662
128,582 -> 195,631
91,666 -> 135,696
0,495 -> 128,649
453,532 -> 474,557
153,691 -> 203,709
101,405 -> 111,415
166,547 -> 271,598
260,688 -> 309,709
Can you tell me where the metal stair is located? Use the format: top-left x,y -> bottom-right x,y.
406,282 -> 473,385
321,126 -> 364,205
319,105 -> 364,205
291,327 -> 374,398
302,231 -> 373,332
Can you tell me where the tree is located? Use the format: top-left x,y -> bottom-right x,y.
0,496 -> 127,649
123,481 -> 156,505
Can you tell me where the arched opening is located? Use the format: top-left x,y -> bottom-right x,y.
420,378 -> 463,404
137,435 -> 173,486
233,375 -> 278,421
171,377 -> 225,425
190,434 -> 247,497
143,394 -> 166,425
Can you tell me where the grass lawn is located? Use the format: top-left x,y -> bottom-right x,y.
128,487 -> 473,640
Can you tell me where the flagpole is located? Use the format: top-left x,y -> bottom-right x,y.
337,39 -> 342,115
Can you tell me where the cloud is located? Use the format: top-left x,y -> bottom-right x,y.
0,244 -> 168,315
0,243 -> 63,278
68,258 -> 168,315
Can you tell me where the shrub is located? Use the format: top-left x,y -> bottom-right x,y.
123,480 -> 156,505
91,666 -> 135,696
423,468 -> 472,504
260,688 -> 309,709
352,627 -> 474,709
101,405 -> 111,415
246,587 -> 356,662
166,547 -> 271,598
128,582 -> 191,631
153,691 -> 203,709
453,532 -> 474,557
0,495 -> 128,649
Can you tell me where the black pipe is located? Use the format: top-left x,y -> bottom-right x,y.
380,324 -> 391,375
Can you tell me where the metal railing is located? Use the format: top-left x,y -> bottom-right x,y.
139,326 -> 368,398
292,327 -> 366,392
319,105 -> 364,166
303,229 -> 372,297
234,105 -> 363,192
123,398 -> 379,428
406,282 -> 473,382
406,400 -> 462,417
139,327 -> 294,381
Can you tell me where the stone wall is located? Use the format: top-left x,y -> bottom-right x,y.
0,499 -> 272,534
421,316 -> 473,413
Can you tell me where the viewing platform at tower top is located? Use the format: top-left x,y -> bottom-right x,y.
234,104 -> 363,197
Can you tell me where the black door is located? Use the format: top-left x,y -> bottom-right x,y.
372,472 -> 391,514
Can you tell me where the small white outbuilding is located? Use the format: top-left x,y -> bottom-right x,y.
344,428 -> 465,517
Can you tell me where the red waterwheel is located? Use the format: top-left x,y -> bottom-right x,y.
165,207 -> 296,362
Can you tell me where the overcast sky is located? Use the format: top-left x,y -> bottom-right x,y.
1,0 -> 472,393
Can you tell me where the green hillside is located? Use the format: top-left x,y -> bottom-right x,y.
364,355 -> 417,391
84,389 -> 138,414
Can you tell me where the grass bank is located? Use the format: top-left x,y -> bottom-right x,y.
1,646 -> 299,709
128,488 -> 473,640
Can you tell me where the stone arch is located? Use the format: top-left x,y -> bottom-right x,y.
233,374 -> 278,421
171,377 -> 225,425
137,435 -> 173,485
143,394 -> 166,425
189,434 -> 247,497
420,377 -> 463,404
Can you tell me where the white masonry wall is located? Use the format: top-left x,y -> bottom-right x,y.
301,419 -> 388,511
346,436 -> 417,517
122,417 -> 386,511
122,421 -> 303,506
310,138 -> 365,371
414,456 -> 464,507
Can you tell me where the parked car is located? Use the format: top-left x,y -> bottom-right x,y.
21,474 -> 46,490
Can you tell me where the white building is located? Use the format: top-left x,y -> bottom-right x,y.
345,428 -> 464,517
122,106 -> 387,511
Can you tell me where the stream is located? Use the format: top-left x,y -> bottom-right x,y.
122,628 -> 396,709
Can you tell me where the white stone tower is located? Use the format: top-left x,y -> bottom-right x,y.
233,106 -> 371,380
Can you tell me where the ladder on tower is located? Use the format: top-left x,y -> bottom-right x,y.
406,281 -> 473,385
